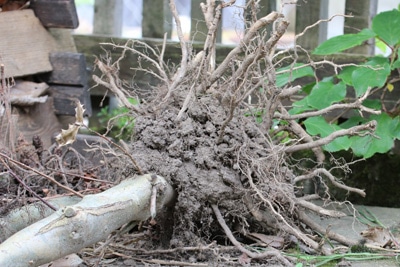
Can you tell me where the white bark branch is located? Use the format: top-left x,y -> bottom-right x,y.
0,174 -> 175,267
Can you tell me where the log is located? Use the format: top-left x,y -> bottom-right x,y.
30,0 -> 79,29
0,174 -> 175,267
0,196 -> 81,243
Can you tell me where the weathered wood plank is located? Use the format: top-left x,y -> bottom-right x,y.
0,9 -> 56,78
41,52 -> 88,86
30,0 -> 79,29
49,85 -> 92,116
14,98 -> 62,149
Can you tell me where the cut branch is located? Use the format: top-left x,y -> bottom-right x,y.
0,174 -> 175,266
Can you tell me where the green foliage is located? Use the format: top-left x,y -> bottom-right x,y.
279,9 -> 400,158
94,98 -> 138,140
275,63 -> 314,87
313,29 -> 376,55
304,116 -> 352,152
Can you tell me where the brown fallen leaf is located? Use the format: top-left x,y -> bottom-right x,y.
246,232 -> 285,248
360,227 -> 393,247
55,101 -> 85,146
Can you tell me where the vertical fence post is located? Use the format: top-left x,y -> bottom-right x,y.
344,0 -> 377,55
191,0 -> 222,43
318,0 -> 329,44
93,0 -> 123,36
142,0 -> 172,38
295,0 -> 322,50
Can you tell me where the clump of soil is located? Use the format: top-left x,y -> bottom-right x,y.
130,94 -> 285,245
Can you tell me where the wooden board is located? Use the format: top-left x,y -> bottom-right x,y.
49,85 -> 92,116
41,52 -> 88,86
30,0 -> 79,29
15,98 -> 61,149
0,9 -> 57,78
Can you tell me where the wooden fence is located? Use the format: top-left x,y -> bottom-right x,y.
83,0 -> 382,52
73,1 -> 383,95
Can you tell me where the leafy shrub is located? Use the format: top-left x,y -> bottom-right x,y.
94,98 -> 138,140
278,8 -> 400,158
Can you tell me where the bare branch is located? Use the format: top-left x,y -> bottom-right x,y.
294,168 -> 366,197
285,121 -> 377,154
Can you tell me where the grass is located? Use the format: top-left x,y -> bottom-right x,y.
286,251 -> 396,267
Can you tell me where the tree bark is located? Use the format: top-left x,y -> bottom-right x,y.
0,174 -> 175,267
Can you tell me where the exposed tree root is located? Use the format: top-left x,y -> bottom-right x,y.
0,0 -> 380,265
87,0 -> 379,264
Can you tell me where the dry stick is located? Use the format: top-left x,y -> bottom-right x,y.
296,199 -> 346,217
277,87 -> 380,120
0,152 -> 84,198
100,41 -> 170,84
209,12 -> 283,86
211,204 -> 294,266
297,211 -> 358,247
285,121 -> 377,153
279,105 -> 326,163
0,157 -> 57,211
291,14 -> 353,66
294,168 -> 366,197
159,32 -> 168,73
157,0 -> 190,108
238,159 -> 329,254
131,257 -> 208,267
94,60 -> 142,114
219,17 -> 289,140
176,0 -> 226,120
111,242 -> 217,255
83,126 -> 143,175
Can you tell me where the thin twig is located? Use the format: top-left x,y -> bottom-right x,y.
83,125 -> 143,175
0,152 -> 84,198
211,204 -> 294,266
0,157 -> 57,211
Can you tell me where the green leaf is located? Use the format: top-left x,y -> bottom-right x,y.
389,116 -> 400,139
351,113 -> 394,158
362,99 -> 382,110
338,66 -> 357,86
313,29 -> 376,55
301,82 -> 316,95
392,50 -> 400,69
375,38 -> 388,54
288,97 -> 314,115
276,63 -> 314,87
352,57 -> 390,96
307,79 -> 346,110
372,9 -> 400,47
304,116 -> 352,152
339,115 -> 367,129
